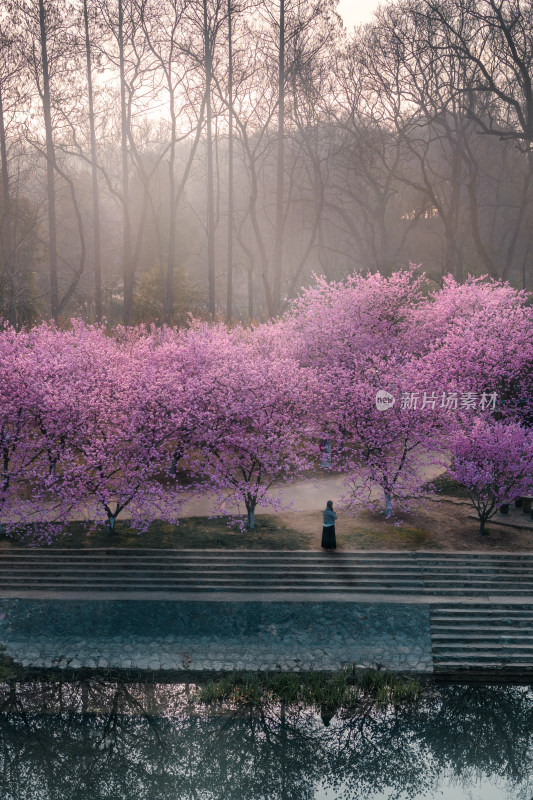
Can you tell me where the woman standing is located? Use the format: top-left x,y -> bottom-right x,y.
321,500 -> 337,550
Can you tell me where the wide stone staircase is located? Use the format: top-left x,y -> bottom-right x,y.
0,549 -> 533,599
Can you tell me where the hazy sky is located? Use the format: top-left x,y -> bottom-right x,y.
337,0 -> 383,28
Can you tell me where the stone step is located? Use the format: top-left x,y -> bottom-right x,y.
3,572 -> 533,586
432,636 -> 533,656
432,630 -> 533,640
0,579 -> 533,602
0,582 -> 416,593
434,658 -> 533,677
432,611 -> 533,618
431,622 -> 533,632
0,576 -> 422,587
0,577 -> 420,589
4,559 -> 533,574
1,562 -> 532,576
3,550 -> 533,562
434,613 -> 533,619
0,576 -> 531,594
433,650 -> 533,662
3,561 -> 533,575
431,605 -> 533,613
432,608 -> 533,615
0,568 -> 531,583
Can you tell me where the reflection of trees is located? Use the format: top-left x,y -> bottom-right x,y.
0,680 -> 532,799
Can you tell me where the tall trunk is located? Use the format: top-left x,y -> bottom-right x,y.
522,241 -> 531,290
247,265 -> 253,320
384,490 -> 392,517
204,0 -> 216,318
118,0 -> 133,325
106,509 -> 117,532
245,495 -> 256,529
248,154 -> 272,314
39,0 -> 59,319
450,147 -> 463,282
479,515 -> 487,536
235,213 -> 255,319
166,95 -> 207,320
84,0 -> 103,322
164,87 -> 177,322
226,0 -> 234,323
0,79 -> 14,325
272,0 -> 285,317
0,82 -> 9,206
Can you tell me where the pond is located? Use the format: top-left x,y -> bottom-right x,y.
0,678 -> 532,799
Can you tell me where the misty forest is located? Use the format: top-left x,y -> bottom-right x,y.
0,0 -> 532,327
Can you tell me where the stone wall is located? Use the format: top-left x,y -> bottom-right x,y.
0,598 -> 433,673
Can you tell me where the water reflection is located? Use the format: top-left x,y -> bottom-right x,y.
0,679 -> 532,799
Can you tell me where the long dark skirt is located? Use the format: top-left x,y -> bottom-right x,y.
321,525 -> 336,550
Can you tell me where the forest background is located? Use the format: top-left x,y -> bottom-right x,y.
1,0 -> 532,328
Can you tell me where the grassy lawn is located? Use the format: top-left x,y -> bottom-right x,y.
2,515 -> 309,550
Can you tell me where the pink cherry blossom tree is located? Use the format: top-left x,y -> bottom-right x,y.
173,323 -> 320,529
411,276 -> 533,427
449,418 -> 533,535
332,358 -> 447,516
283,269 -> 445,515
26,322 -> 187,534
286,267 -> 427,372
0,325 -> 46,535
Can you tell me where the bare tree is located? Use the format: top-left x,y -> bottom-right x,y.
419,0 -> 533,145
83,0 -> 103,320
138,0 -> 208,322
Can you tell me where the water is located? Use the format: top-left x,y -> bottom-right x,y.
0,679 -> 532,799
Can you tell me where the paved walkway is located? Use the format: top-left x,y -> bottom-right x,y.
12,467 -> 445,523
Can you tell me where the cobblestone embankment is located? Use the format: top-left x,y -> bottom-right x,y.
0,599 -> 432,673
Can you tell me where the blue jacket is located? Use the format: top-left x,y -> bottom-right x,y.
323,508 -> 337,526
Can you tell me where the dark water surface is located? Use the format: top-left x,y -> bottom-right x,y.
0,679 -> 532,799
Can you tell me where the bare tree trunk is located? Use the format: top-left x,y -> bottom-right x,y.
83,0 -> 102,322
272,0 -> 285,316
164,86 -> 177,322
0,83 -> 8,207
118,0 -> 133,324
247,266 -> 253,319
226,0 -> 234,323
246,148 -> 272,315
0,79 -> 14,325
204,0 -> 216,318
448,145 -> 463,282
39,0 -> 59,319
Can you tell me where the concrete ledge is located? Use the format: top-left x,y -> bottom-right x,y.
3,590 -> 533,603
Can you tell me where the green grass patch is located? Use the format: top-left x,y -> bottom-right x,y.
341,521 -> 438,550
194,667 -> 422,709
5,515 -> 308,550
423,472 -> 469,499
0,649 -> 19,681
